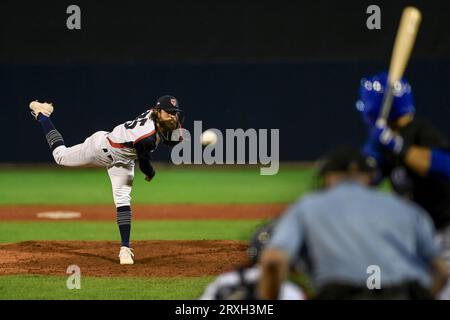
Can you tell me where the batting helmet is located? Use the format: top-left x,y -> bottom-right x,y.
355,72 -> 415,126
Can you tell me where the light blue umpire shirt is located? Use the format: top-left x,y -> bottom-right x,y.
268,180 -> 441,289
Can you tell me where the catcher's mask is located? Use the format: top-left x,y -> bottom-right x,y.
247,220 -> 278,265
248,220 -> 311,274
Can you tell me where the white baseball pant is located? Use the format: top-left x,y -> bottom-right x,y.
52,131 -> 134,207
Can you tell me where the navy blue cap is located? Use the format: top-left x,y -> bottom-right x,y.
318,145 -> 376,176
156,95 -> 181,113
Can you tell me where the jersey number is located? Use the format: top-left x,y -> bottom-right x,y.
124,111 -> 150,129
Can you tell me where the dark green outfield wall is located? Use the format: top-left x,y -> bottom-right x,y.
2,0 -> 449,162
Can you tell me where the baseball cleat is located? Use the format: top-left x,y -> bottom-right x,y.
29,100 -> 54,119
119,246 -> 134,265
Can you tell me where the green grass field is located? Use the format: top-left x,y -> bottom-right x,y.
0,220 -> 264,243
0,166 -> 315,300
0,167 -> 315,204
0,275 -> 214,300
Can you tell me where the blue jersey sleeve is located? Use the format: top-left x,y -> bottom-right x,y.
430,148 -> 450,181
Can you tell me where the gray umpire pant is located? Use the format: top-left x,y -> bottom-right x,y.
437,225 -> 450,300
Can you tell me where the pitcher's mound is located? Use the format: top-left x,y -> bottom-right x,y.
0,240 -> 248,277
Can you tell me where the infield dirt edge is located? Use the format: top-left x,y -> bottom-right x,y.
0,240 -> 249,277
0,204 -> 287,221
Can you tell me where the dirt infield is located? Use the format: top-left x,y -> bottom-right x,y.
0,204 -> 287,221
0,240 -> 249,277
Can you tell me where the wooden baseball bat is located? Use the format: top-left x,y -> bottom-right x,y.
378,6 -> 422,125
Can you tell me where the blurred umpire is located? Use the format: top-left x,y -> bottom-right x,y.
357,72 -> 450,299
258,146 -> 449,300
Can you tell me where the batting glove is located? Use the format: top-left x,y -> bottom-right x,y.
372,122 -> 404,155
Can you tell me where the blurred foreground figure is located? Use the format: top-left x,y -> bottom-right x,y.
357,72 -> 450,299
259,146 -> 449,300
200,221 -> 306,300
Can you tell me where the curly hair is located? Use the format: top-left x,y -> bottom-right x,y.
149,108 -> 160,122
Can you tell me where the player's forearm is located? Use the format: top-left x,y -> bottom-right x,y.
404,146 -> 431,176
430,258 -> 450,297
258,249 -> 289,300
138,158 -> 155,179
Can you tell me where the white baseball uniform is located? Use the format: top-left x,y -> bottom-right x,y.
52,110 -> 159,207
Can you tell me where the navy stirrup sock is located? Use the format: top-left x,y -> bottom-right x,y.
37,114 -> 65,151
117,206 -> 132,247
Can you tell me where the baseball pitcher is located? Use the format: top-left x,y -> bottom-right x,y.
29,95 -> 184,264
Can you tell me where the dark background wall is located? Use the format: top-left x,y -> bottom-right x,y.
1,0 -> 450,162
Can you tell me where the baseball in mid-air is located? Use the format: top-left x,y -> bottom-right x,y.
200,129 -> 218,146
